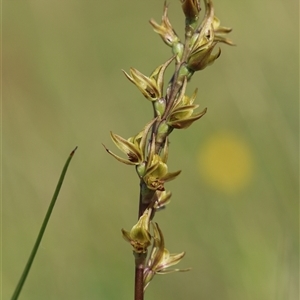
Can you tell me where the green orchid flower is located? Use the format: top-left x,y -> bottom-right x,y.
122,208 -> 152,254
187,0 -> 233,72
123,56 -> 174,101
149,2 -> 180,47
143,136 -> 181,191
144,223 -> 190,291
153,190 -> 172,211
103,118 -> 156,166
167,78 -> 207,129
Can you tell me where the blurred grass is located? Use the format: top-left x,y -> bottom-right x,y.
2,0 -> 298,299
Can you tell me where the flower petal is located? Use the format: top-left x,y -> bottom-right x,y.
102,144 -> 137,165
110,132 -> 143,163
168,107 -> 207,129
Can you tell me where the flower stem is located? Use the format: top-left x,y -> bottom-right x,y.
134,252 -> 147,300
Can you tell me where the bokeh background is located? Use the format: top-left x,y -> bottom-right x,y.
3,0 -> 298,299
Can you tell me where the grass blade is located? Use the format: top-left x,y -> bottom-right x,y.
11,147 -> 78,300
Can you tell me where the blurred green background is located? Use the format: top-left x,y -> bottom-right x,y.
3,0 -> 298,299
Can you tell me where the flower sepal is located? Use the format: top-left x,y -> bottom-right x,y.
122,208 -> 152,254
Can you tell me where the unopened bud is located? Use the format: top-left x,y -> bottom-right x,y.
181,0 -> 201,23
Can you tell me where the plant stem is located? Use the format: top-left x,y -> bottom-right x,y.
10,147 -> 77,300
134,181 -> 150,300
134,253 -> 146,300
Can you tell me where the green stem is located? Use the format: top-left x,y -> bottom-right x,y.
11,147 -> 78,300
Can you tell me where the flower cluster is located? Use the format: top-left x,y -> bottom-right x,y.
104,0 -> 233,292
103,123 -> 181,192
